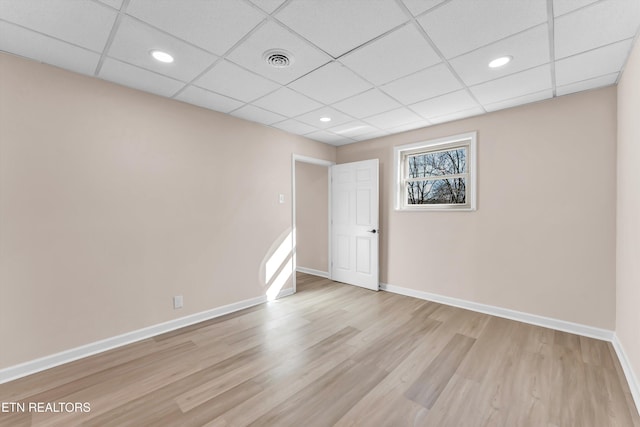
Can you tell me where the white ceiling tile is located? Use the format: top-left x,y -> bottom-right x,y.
555,0 -> 640,59
295,107 -> 354,128
340,24 -> 441,85
327,121 -> 381,138
556,72 -> 618,96
2,0 -> 637,139
99,58 -> 185,97
553,0 -> 598,17
0,21 -> 100,76
252,87 -> 322,117
429,107 -> 485,124
174,86 -> 244,113
449,24 -> 550,86
410,90 -> 480,119
379,63 -> 462,105
0,0 -> 116,52
193,60 -> 280,102
288,62 -> 372,104
126,0 -> 264,55
276,0 -> 408,58
331,140 -> 359,146
226,21 -> 331,84
306,130 -> 354,145
270,119 -> 318,135
470,65 -> 552,105
97,0 -> 123,10
352,129 -> 390,141
555,39 -> 632,86
418,0 -> 548,58
484,89 -> 553,112
385,120 -> 431,133
400,0 -> 447,16
247,0 -> 287,14
364,107 -> 424,129
331,88 -> 401,118
108,17 -> 217,82
230,104 -> 286,125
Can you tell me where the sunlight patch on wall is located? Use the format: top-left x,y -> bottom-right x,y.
265,230 -> 293,284
260,227 -> 296,301
266,258 -> 292,301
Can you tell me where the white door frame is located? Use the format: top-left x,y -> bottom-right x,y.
291,154 -> 335,294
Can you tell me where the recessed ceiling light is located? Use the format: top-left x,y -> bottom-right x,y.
488,56 -> 512,68
319,117 -> 332,122
150,50 -> 174,63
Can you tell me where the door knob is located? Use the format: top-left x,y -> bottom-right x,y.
368,229 -> 378,234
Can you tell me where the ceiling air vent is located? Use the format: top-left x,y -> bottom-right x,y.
264,49 -> 293,68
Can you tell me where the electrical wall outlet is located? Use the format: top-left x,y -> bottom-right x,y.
173,295 -> 183,309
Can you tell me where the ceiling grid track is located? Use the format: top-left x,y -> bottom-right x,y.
168,18 -> 271,100
547,0 -> 557,97
93,0 -> 130,76
394,0 -> 488,115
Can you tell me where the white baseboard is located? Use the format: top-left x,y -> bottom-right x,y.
612,334 -> 640,416
0,289 -> 293,385
277,288 -> 295,298
296,266 -> 329,278
379,282 -> 614,341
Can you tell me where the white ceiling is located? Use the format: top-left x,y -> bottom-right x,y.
1,0 -> 639,146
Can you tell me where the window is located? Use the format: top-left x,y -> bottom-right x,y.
394,132 -> 477,211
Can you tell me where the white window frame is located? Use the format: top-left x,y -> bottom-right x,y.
394,132 -> 477,211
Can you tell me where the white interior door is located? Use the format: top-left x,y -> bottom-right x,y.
330,159 -> 379,291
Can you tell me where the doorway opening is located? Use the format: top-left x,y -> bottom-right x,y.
291,155 -> 334,294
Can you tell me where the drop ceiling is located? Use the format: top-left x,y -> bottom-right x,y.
1,0 -> 638,146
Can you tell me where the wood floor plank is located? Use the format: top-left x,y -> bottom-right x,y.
0,411 -> 32,427
580,335 -> 615,369
172,379 -> 266,427
419,374 -> 485,427
474,351 -> 552,426
350,315 -> 442,373
78,345 -> 269,427
455,316 -> 524,383
205,346 -> 358,426
25,341 -> 196,403
202,327 -> 364,426
0,338 -> 165,402
334,318 -> 453,426
547,340 -> 597,427
404,333 -> 476,409
335,388 -> 430,427
153,305 -> 265,342
175,326 -> 359,413
428,304 -> 491,339
1,272 -> 638,427
608,344 -> 640,427
248,358 -> 388,427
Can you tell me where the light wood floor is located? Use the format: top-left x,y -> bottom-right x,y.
1,273 -> 638,426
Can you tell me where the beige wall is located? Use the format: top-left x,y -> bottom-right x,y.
0,48 -> 625,371
337,87 -> 617,329
0,53 -> 335,369
616,39 -> 640,407
295,162 -> 329,273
